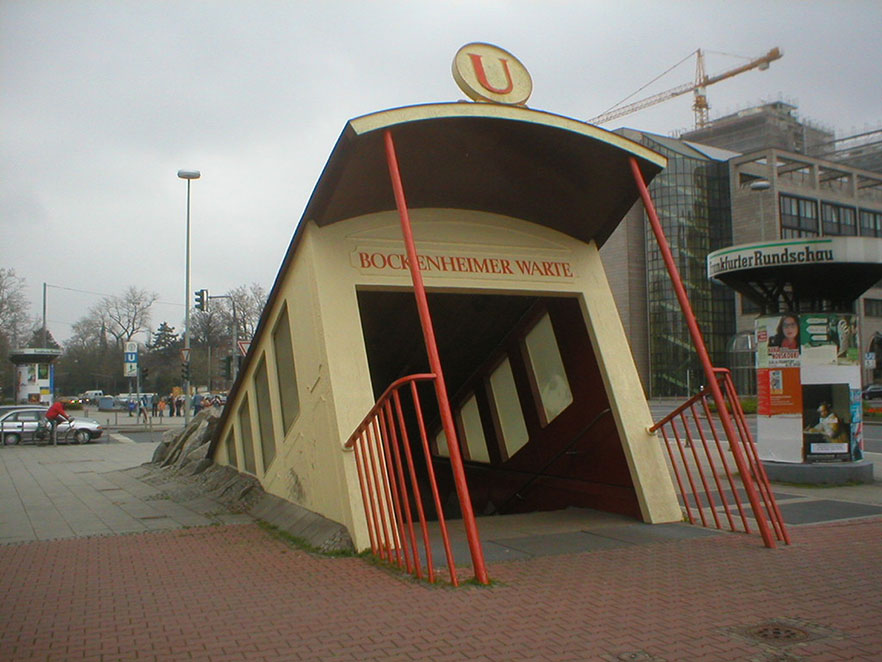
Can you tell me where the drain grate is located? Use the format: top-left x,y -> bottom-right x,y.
729,619 -> 832,649
747,623 -> 812,643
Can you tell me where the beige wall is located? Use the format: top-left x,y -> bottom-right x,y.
599,202 -> 650,393
214,209 -> 681,550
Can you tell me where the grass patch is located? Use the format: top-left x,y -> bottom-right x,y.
361,553 -> 500,589
256,520 -> 366,558
257,520 -> 500,588
705,396 -> 757,415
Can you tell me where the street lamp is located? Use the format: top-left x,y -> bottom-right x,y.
178,169 -> 200,425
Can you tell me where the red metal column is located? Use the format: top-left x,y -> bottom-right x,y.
629,156 -> 777,549
383,130 -> 490,584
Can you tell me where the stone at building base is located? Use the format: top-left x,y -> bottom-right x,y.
250,493 -> 354,553
762,460 -> 874,485
145,408 -> 354,554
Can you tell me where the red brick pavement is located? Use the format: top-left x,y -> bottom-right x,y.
1,519 -> 881,661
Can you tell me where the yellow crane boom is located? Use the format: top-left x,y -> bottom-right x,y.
590,47 -> 782,128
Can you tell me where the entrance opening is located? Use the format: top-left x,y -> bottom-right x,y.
356,290 -> 641,522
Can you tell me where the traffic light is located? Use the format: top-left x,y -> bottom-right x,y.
181,361 -> 190,380
141,366 -> 149,381
194,289 -> 208,311
223,355 -> 232,379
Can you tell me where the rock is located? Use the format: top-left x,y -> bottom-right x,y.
151,441 -> 171,463
190,458 -> 213,475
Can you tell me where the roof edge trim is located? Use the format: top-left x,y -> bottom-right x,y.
348,102 -> 667,169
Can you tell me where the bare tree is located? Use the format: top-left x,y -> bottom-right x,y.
0,268 -> 35,398
67,315 -> 108,351
0,268 -> 33,348
190,309 -> 228,347
100,286 -> 158,348
227,282 -> 267,339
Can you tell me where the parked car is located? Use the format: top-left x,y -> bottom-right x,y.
862,384 -> 882,400
0,408 -> 104,445
78,390 -> 104,404
0,404 -> 43,415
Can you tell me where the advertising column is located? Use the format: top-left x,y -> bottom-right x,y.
755,312 -> 862,463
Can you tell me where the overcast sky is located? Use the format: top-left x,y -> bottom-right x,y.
2,0 -> 880,344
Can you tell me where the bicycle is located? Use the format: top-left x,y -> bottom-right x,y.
33,417 -> 89,445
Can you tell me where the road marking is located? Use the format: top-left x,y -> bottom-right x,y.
113,433 -> 136,444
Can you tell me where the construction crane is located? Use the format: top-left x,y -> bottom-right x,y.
590,47 -> 783,129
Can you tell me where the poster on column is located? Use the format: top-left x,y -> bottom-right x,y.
799,314 -> 859,367
799,313 -> 860,462
755,315 -> 803,462
756,314 -> 802,414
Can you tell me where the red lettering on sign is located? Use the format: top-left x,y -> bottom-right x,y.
467,53 -> 514,95
359,251 -> 571,279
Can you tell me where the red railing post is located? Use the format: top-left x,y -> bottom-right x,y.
629,156 -> 777,549
384,130 -> 489,584
352,434 -> 379,555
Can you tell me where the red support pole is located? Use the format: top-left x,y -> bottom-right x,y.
629,156 -> 776,549
384,129 -> 490,584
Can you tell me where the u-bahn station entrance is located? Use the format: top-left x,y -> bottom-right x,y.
208,44 -> 789,583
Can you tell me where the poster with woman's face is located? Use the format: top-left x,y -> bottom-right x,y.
756,315 -> 802,417
756,314 -> 800,369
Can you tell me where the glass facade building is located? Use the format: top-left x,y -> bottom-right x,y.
617,131 -> 735,397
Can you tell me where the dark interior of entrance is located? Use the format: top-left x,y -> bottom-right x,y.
356,290 -> 641,521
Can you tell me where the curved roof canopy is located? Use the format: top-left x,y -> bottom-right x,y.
301,102 -> 665,247
708,237 -> 882,311
209,102 -> 666,456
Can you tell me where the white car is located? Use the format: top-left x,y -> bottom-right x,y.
0,408 -> 104,445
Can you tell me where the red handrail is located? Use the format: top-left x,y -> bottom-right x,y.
344,373 -> 461,585
650,369 -> 789,544
631,156 -> 780,549
383,130 -> 489,584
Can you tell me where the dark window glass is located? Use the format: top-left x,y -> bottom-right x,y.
822,202 -> 858,236
224,428 -> 237,469
238,396 -> 256,474
780,194 -> 818,237
860,210 -> 882,237
254,356 -> 276,471
272,305 -> 300,434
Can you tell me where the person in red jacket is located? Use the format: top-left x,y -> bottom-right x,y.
45,400 -> 72,444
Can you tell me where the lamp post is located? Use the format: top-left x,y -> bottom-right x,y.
749,179 -> 770,242
178,169 -> 200,425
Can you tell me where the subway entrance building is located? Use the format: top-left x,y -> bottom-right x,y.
208,45 -> 788,582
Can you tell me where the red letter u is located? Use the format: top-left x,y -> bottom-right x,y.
467,53 -> 514,94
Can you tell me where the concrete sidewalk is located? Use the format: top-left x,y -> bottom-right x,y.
0,442 -> 251,545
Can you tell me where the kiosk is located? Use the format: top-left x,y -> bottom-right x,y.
708,236 -> 882,483
8,347 -> 62,405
